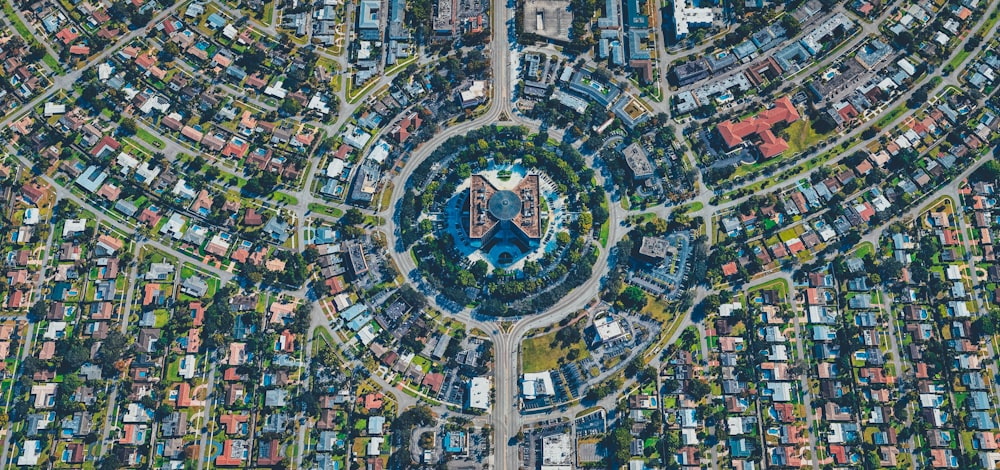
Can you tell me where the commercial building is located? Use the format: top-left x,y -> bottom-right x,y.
541,433 -> 573,470
358,0 -> 381,40
638,235 -> 670,260
522,0 -> 573,42
673,0 -> 714,39
622,143 -> 654,180
593,315 -> 627,344
433,0 -> 456,35
716,96 -> 800,159
467,377 -> 490,410
468,174 -> 542,249
521,372 -> 555,399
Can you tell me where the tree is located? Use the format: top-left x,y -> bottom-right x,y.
343,208 -> 365,226
119,118 -> 138,136
204,166 -> 221,181
58,341 -> 90,374
577,211 -> 593,233
686,378 -> 711,401
97,330 -> 129,374
619,286 -> 647,311
605,426 -> 632,466
160,41 -> 180,61
99,454 -> 122,470
907,88 -> 928,109
244,172 -> 278,196
279,98 -> 302,116
28,300 -> 49,322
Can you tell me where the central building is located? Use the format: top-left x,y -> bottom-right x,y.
468,174 -> 541,251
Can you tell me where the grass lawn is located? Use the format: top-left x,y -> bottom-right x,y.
411,355 -> 432,373
42,54 -> 63,74
679,201 -> 704,213
852,241 -> 874,259
134,127 -> 165,149
3,3 -> 32,40
782,119 -> 825,155
598,198 -> 610,247
384,55 -> 417,76
641,294 -> 674,324
947,49 -> 971,73
309,203 -> 344,218
262,1 -> 274,25
274,192 -> 299,205
748,278 -> 790,300
380,182 -> 394,210
522,330 -> 589,373
874,105 -> 907,129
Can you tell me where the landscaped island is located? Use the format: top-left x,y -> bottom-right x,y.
395,126 -> 609,316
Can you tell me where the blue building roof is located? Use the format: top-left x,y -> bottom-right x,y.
346,313 -> 372,331
340,304 -> 368,322
359,0 -> 380,30
207,13 -> 227,29
443,432 -> 464,453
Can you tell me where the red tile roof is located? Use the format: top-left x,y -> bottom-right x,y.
716,96 -> 800,159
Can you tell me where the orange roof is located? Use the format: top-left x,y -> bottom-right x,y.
219,414 -> 249,435
56,28 -> 79,44
39,341 -> 55,359
279,330 -> 296,353
364,393 -> 384,410
721,261 -> 738,276
216,439 -> 245,466
231,248 -> 250,263
177,382 -> 193,407
186,328 -> 201,353
716,96 -> 799,158
135,54 -> 157,69
97,183 -> 121,201
143,283 -> 161,306
190,302 -> 205,326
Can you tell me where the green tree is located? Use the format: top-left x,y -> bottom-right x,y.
279,98 -> 302,116
619,286 -> 647,311
343,208 -> 365,226
119,118 -> 138,136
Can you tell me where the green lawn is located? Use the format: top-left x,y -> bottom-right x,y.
308,203 -> 344,218
262,1 -> 274,25
522,329 -> 589,373
874,105 -> 907,129
599,221 -> 610,247
273,192 -> 299,205
134,127 -> 165,149
679,201 -> 704,213
42,54 -> 63,74
852,241 -> 875,259
782,119 -> 825,155
3,3 -> 32,40
380,182 -> 394,210
748,278 -> 789,300
947,49 -> 972,73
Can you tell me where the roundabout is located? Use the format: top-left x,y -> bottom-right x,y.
393,126 -> 606,317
